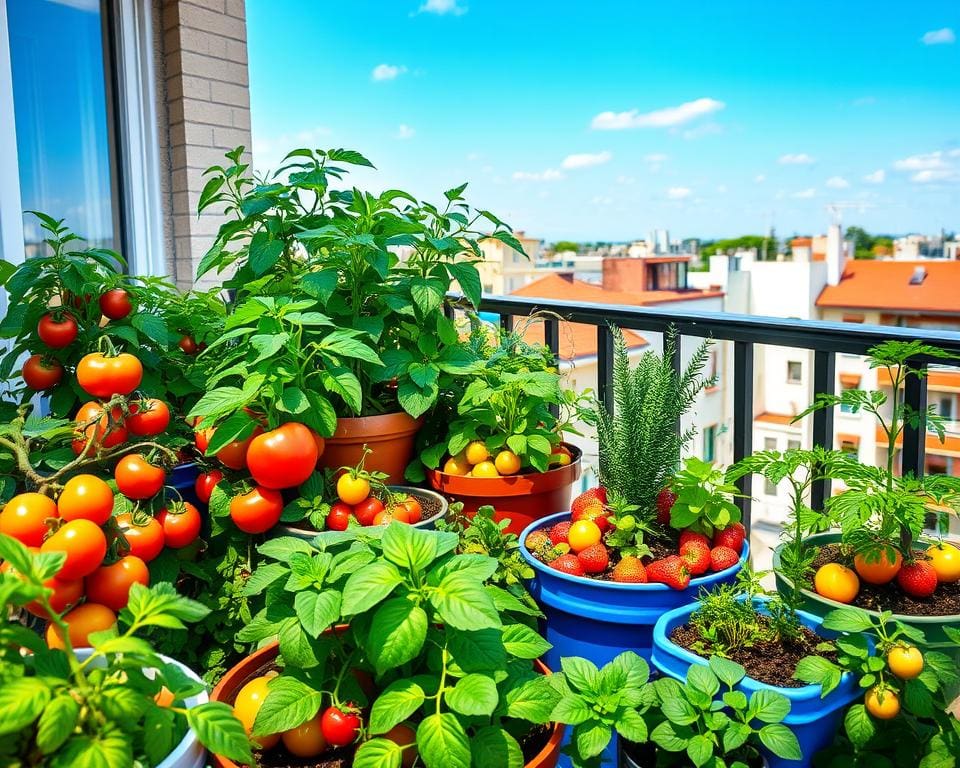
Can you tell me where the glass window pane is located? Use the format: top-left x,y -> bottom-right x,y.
8,0 -> 118,255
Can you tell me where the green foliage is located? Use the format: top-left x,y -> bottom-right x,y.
552,241 -> 580,254
593,325 -> 713,520
0,534 -> 252,767
700,235 -> 776,260
670,457 -> 741,536
845,227 -> 895,260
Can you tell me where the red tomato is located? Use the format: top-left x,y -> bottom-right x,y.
194,470 -> 224,504
84,555 -> 149,611
178,336 -> 198,355
126,399 -> 171,436
157,503 -> 202,548
194,427 -> 213,453
41,519 -> 107,580
58,474 -> 114,525
246,423 -> 319,489
384,724 -> 418,768
114,454 -> 166,500
230,486 -> 283,534
116,513 -> 165,562
22,355 -> 63,390
0,492 -> 57,546
37,313 -> 78,348
76,352 -> 143,399
400,496 -> 423,524
73,402 -> 127,456
26,576 -> 84,619
312,431 -> 326,461
326,503 -> 353,531
98,289 -> 133,320
353,497 -> 384,527
320,706 -> 361,747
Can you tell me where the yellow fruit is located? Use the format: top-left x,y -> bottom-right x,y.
813,563 -> 860,604
865,686 -> 900,720
567,520 -> 602,553
442,454 -> 471,476
470,460 -> 500,478
926,542 -> 960,583
233,676 -> 281,749
887,646 -> 924,680
465,441 -> 489,465
494,450 -> 522,475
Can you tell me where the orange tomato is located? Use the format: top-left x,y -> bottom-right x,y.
114,454 -> 166,500
281,715 -> 328,757
567,520 -> 602,553
0,492 -> 57,546
470,460 -> 500,478
233,676 -> 280,750
854,547 -> 903,585
84,555 -> 150,611
887,646 -> 924,680
116,513 -> 165,562
465,441 -> 489,465
76,352 -> 143,399
494,450 -> 522,475
73,402 -> 127,455
442,454 -> 471,476
46,603 -> 117,649
41,519 -> 107,580
58,474 -> 114,525
814,563 -> 860,604
865,686 -> 900,720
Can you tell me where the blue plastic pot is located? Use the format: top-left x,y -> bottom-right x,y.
170,462 -> 201,508
651,596 -> 865,768
520,511 -> 749,768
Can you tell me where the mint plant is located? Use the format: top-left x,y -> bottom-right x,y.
0,533 -> 252,767
670,457 -> 742,536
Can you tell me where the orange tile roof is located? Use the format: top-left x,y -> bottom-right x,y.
511,273 -> 723,307
519,320 -> 647,362
837,433 -> 861,447
792,238 -> 813,247
839,373 -> 861,387
756,412 -> 797,426
816,260 -> 960,314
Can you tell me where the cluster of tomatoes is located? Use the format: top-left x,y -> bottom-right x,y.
440,440 -> 572,479
327,470 -> 424,531
192,421 -> 322,535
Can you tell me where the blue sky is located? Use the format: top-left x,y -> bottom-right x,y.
247,0 -> 960,243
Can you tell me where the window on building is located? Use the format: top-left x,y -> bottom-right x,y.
926,455 -> 949,476
787,439 -> 801,452
703,425 -> 716,462
763,437 -> 778,495
787,361 -> 802,384
939,397 -> 953,420
840,384 -> 857,414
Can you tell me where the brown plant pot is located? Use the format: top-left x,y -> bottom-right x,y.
318,413 -> 423,485
210,641 -> 564,768
425,443 -> 582,536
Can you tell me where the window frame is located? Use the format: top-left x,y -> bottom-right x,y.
787,360 -> 802,384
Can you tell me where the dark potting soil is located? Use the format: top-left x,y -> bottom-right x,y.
621,739 -> 763,768
670,615 -> 836,688
812,544 -> 960,617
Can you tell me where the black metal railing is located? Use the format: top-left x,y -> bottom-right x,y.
455,293 -> 960,526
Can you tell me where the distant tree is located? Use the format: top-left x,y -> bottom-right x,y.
872,237 -> 893,257
552,240 -> 579,253
701,235 -> 774,259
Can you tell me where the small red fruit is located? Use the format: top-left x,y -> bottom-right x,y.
550,553 -> 585,576
326,502 -> 353,531
320,706 -> 362,748
612,556 -> 648,583
525,530 -> 550,552
710,545 -> 740,572
713,522 -> 746,552
577,543 -> 609,574
549,520 -> 572,546
680,539 -> 711,576
646,555 -> 691,590
679,530 -> 711,550
656,487 -> 677,525
896,560 -> 938,599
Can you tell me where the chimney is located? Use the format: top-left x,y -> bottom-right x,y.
826,224 -> 844,286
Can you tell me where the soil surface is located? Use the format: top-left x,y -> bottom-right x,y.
621,739 -> 763,768
812,544 -> 960,616
670,615 -> 835,688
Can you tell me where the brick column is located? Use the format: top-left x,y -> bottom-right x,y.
160,0 -> 252,289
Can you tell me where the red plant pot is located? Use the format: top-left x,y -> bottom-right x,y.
317,412 -> 423,485
425,443 -> 582,536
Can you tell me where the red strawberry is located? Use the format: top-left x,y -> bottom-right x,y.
572,487 -> 607,512
525,530 -> 550,552
710,546 -> 739,572
549,521 -> 572,545
646,556 -> 691,590
679,530 -> 711,550
713,522 -> 746,553
577,543 -> 609,574
680,539 -> 711,576
550,553 -> 585,576
896,560 -> 938,599
612,556 -> 648,583
571,489 -> 610,532
656,487 -> 677,525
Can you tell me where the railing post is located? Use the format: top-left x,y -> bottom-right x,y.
597,325 -> 614,416
544,319 -> 560,419
733,341 -> 754,527
901,361 -> 928,480
811,350 -> 836,511
500,314 -> 514,334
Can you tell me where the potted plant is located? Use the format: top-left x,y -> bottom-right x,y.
410,322 -> 590,534
770,341 -> 960,652
0,534 -> 252,767
208,523 -> 565,767
194,146 -> 522,482
519,327 -> 748,675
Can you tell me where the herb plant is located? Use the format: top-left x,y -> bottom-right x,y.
669,457 -> 742,537
0,534 -> 252,767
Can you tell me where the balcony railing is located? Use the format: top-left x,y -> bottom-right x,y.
450,293 -> 960,525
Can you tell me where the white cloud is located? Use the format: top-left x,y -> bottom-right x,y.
667,186 -> 692,200
682,122 -> 723,140
417,0 -> 467,14
864,169 -> 885,184
921,27 -> 955,45
792,188 -> 817,199
893,151 -> 947,171
754,174 -> 766,183
891,151 -> 960,183
396,124 -> 415,139
372,64 -> 406,81
591,98 -> 725,130
779,153 -> 815,165
911,169 -> 959,183
825,176 -> 850,189
512,168 -> 564,182
561,151 -> 612,169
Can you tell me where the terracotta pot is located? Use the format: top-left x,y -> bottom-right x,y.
210,642 -> 564,768
318,413 -> 423,485
426,443 -> 582,536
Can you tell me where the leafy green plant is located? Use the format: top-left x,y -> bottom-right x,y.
670,457 -> 742,537
647,656 -> 802,767
0,533 -> 252,767
234,523 -> 559,767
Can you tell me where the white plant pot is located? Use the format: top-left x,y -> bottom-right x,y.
74,649 -> 208,768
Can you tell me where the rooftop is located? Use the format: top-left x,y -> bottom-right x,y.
816,260 -> 960,314
512,273 -> 724,307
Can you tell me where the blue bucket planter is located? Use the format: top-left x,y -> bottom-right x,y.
651,596 -> 865,768
170,462 -> 201,508
520,511 -> 749,768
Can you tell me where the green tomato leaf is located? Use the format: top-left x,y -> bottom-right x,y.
253,676 -> 322,737
369,680 -> 426,735
471,725 -> 524,768
843,703 -> 876,749
0,676 -> 51,734
294,590 -> 341,638
36,695 -> 79,754
341,561 -> 403,616
758,723 -> 802,761
445,673 -> 499,717
353,738 -> 404,768
187,702 -> 255,765
501,623 -> 551,660
430,572 -> 501,631
416,713 -> 471,768
367,599 -> 428,676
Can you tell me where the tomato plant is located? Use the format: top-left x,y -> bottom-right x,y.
84,554 -> 150,611
157,503 -> 202,548
99,287 -> 133,319
114,454 -> 166,500
21,353 -> 63,390
37,312 -> 78,348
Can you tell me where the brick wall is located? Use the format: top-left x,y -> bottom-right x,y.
159,0 -> 252,289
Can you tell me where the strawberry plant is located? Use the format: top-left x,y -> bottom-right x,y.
231,523 -> 560,767
668,457 -> 742,537
0,533 -> 252,767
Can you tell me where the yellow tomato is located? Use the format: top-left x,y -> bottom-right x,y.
46,603 -> 117,649
813,563 -> 860,604
470,461 -> 500,478
494,450 -> 522,475
233,676 -> 280,750
887,646 -> 924,680
465,441 -> 490,465
865,686 -> 900,720
567,520 -> 602,553
442,454 -> 471,476
926,542 -> 960,583
337,474 -> 371,505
